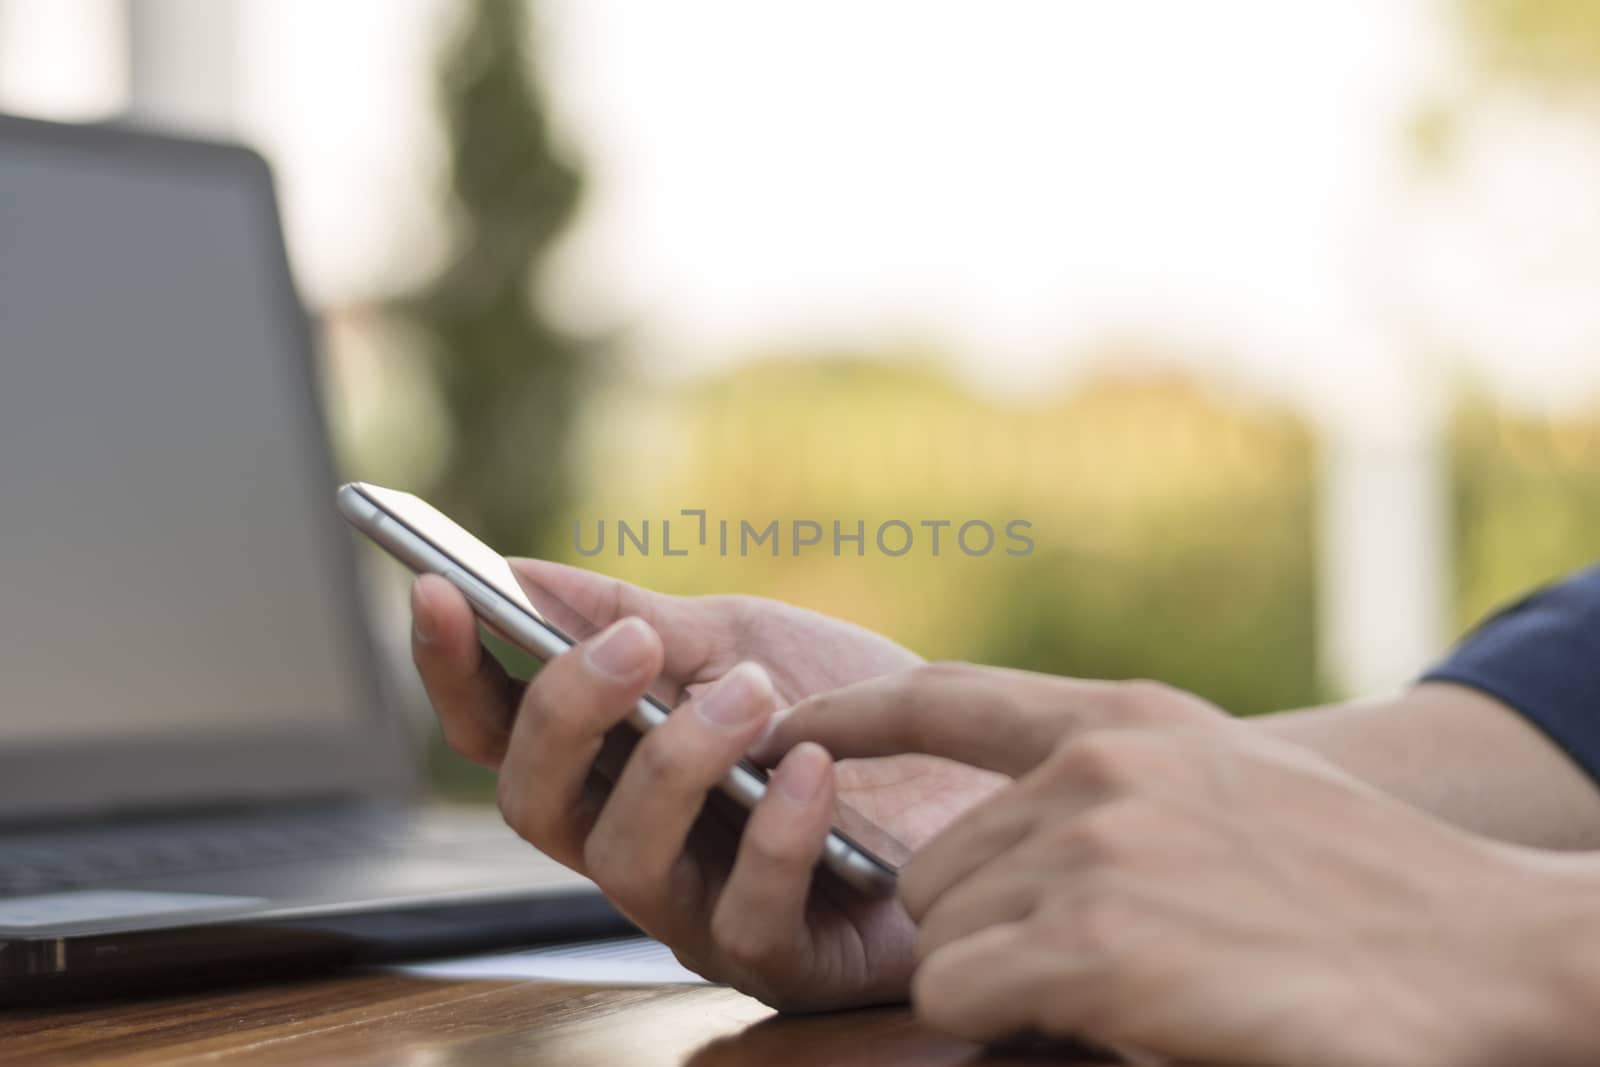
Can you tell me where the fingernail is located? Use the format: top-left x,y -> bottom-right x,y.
775,743 -> 827,803
586,617 -> 652,680
696,662 -> 772,731
412,580 -> 437,645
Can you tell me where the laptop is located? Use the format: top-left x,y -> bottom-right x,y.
0,114 -> 629,1001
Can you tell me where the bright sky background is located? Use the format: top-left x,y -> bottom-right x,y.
540,0 -> 1437,403
4,0 -> 1600,414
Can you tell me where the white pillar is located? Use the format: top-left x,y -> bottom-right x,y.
1317,403 -> 1449,698
0,0 -> 127,120
124,0 -> 239,135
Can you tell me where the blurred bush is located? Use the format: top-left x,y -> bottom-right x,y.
1450,396 -> 1600,631
566,358 -> 1322,718
1463,0 -> 1600,85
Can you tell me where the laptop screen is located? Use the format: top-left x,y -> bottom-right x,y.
0,118 -> 406,814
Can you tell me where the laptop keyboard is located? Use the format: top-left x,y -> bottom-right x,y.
0,811 -> 448,897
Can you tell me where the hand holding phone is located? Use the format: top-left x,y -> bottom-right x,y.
344,482 -> 1019,1009
338,482 -> 907,894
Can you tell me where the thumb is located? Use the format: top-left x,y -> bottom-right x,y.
508,558 -> 721,683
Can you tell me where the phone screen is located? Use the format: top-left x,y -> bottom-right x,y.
352,484 -> 911,876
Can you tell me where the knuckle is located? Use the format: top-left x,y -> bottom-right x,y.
580,827 -> 627,888
898,661 -> 971,739
495,779 -> 535,842
584,833 -> 669,917
739,823 -> 800,872
912,888 -> 987,961
709,909 -> 784,971
1077,896 -> 1124,961
906,661 -> 974,706
909,955 -> 969,1035
914,660 -> 972,686
1054,803 -> 1139,867
1048,731 -> 1141,789
520,668 -> 587,739
1112,678 -> 1207,727
911,923 -> 942,965
907,955 -> 945,1014
495,768 -> 587,871
495,778 -> 570,863
716,594 -> 761,629
897,857 -> 939,921
437,717 -> 484,762
1047,882 -> 1128,965
627,728 -> 693,792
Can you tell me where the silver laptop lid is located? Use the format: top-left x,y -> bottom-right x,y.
0,114 -> 412,820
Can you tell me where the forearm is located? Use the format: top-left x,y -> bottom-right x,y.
1258,688 -> 1600,1059
1462,847 -> 1600,1064
1257,682 -> 1600,849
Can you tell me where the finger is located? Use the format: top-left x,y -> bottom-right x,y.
914,869 -> 1042,963
706,742 -> 834,975
509,558 -> 722,682
913,922 -> 1067,1043
898,791 -> 1036,922
411,574 -> 523,768
901,736 -> 1150,923
751,663 -> 1126,776
497,616 -> 664,868
582,661 -> 778,927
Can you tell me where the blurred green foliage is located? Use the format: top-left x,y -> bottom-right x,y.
1450,398 -> 1600,630
564,359 -> 1322,717
1462,0 -> 1600,85
396,0 -> 588,557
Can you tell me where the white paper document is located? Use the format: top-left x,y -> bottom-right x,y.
395,936 -> 710,985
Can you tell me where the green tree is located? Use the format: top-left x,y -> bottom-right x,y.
399,0 -> 587,556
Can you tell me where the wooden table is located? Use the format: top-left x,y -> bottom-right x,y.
1,971 -> 1116,1066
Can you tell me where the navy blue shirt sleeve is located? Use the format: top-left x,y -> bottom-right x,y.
1421,565 -> 1600,786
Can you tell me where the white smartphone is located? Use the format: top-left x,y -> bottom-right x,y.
337,481 -> 907,896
